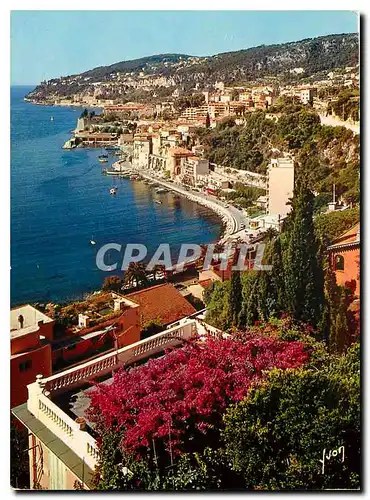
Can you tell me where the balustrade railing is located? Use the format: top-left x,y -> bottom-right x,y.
26,318 -> 223,472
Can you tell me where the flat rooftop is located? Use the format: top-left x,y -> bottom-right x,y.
10,304 -> 54,340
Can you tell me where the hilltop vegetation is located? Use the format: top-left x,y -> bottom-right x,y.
77,33 -> 359,84
194,107 -> 359,204
27,33 -> 358,102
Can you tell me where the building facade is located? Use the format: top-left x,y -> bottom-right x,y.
10,305 -> 55,408
267,157 -> 295,218
328,223 -> 360,296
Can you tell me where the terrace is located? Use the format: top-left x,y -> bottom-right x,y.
12,317 -> 225,479
11,304 -> 54,340
59,292 -> 137,334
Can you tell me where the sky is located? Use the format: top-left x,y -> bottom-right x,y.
11,10 -> 358,85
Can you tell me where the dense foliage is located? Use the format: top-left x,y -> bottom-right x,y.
223,342 -> 360,490
88,319 -> 360,491
195,104 -> 359,204
314,206 -> 360,246
206,181 -> 327,334
28,33 -> 358,101
327,89 -> 360,122
88,334 -> 309,488
11,421 -> 30,489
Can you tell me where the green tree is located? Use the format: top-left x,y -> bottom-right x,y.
284,180 -> 324,328
223,343 -> 360,490
240,271 -> 259,327
228,271 -> 243,327
205,113 -> 211,129
141,318 -> 163,339
102,275 -> 122,292
11,421 -> 30,489
124,263 -> 149,289
204,281 -> 230,330
325,267 -> 356,352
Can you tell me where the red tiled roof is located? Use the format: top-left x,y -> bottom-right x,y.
168,147 -> 194,156
332,222 -> 360,246
127,283 -> 196,327
199,279 -> 212,289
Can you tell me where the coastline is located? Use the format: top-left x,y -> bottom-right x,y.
25,97 -> 105,109
12,91 -> 227,306
129,168 -> 240,242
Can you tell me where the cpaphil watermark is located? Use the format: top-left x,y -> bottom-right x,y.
96,243 -> 272,273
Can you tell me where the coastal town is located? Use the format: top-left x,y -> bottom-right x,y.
11,23 -> 360,492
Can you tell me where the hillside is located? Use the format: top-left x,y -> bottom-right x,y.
26,33 -> 359,103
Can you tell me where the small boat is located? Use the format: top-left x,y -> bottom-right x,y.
98,157 -> 108,163
155,188 -> 168,194
50,116 -> 54,121
154,200 -> 162,205
90,236 -> 96,245
110,188 -> 117,195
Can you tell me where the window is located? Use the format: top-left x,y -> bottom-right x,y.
19,360 -> 32,372
335,254 -> 345,271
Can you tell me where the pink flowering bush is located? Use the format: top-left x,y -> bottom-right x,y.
87,335 -> 309,459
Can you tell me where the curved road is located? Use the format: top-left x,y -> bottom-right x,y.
131,168 -> 250,239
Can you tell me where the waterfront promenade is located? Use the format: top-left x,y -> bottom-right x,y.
130,167 -> 250,241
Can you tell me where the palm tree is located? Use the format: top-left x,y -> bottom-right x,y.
124,262 -> 149,288
151,264 -> 164,282
263,227 -> 278,242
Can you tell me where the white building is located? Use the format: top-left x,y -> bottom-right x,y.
267,158 -> 295,218
180,156 -> 209,186
299,88 -> 315,105
132,136 -> 151,169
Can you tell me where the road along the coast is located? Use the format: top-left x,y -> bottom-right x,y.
131,168 -> 250,241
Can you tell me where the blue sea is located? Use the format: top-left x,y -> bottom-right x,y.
11,86 -> 221,306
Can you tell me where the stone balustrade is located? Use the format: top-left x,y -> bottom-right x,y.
26,318 -> 226,471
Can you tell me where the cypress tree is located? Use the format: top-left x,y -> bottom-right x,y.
270,236 -> 286,312
257,237 -> 287,321
245,276 -> 260,326
205,113 -> 211,129
229,270 -> 243,328
284,180 -> 324,328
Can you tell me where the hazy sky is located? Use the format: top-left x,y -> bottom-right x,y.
11,10 -> 358,85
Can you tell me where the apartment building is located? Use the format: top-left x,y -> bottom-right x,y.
267,157 -> 295,218
10,292 -> 143,410
132,135 -> 152,169
11,305 -> 54,409
180,156 -> 210,186
328,223 -> 360,296
299,87 -> 316,105
166,147 -> 195,177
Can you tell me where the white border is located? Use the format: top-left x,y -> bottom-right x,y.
2,5 -> 366,499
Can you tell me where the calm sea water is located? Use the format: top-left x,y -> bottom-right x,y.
11,86 -> 221,306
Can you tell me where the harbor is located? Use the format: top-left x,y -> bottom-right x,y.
100,156 -> 245,242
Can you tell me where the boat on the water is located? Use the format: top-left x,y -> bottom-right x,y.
90,235 -> 96,245
50,116 -> 54,121
98,157 -> 108,163
155,187 -> 168,194
105,146 -> 120,151
154,200 -> 162,205
110,187 -> 117,195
